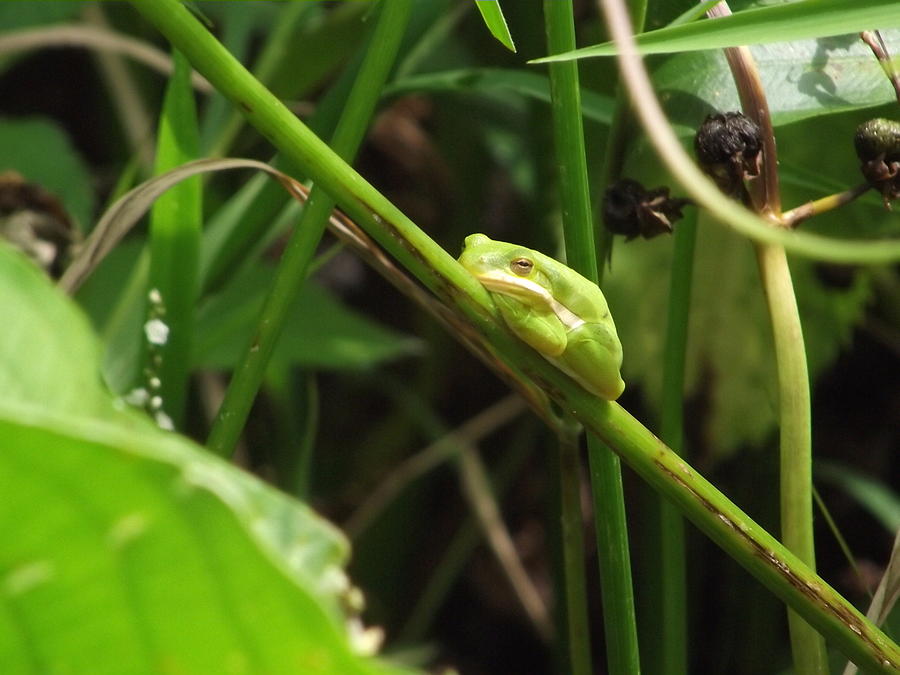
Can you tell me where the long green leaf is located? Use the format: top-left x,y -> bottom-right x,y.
385,68 -> 614,124
532,0 -> 900,61
473,0 -> 515,52
147,49 -> 201,429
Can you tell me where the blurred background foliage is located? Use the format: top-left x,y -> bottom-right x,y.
0,1 -> 897,673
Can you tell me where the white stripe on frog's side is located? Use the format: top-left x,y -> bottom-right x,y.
475,270 -> 586,333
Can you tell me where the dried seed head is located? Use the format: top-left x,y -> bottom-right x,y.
694,112 -> 762,196
602,178 -> 690,240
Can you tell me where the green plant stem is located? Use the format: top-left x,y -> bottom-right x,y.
580,401 -> 899,674
147,49 -> 200,428
757,243 -> 828,674
205,0 -> 413,457
558,428 -> 593,675
129,2 -> 900,667
544,1 -> 640,673
656,211 -> 697,675
127,0 -> 502,342
708,2 -> 827,668
594,0 -> 647,277
204,1 -> 313,156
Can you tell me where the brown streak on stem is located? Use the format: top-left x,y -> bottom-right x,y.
652,458 -> 898,670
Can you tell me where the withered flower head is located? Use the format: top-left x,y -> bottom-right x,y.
694,112 -> 762,196
602,178 -> 690,240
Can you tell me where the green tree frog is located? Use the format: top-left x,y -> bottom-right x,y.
458,233 -> 625,400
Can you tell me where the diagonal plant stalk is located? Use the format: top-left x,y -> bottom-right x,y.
128,1 -> 900,669
543,0 -> 640,673
707,2 -> 827,670
205,0 -> 414,457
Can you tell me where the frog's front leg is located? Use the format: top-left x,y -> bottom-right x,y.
492,294 -> 567,357
553,323 -> 625,400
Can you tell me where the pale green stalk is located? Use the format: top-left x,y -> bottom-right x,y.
706,1 -> 827,668
656,211 -> 697,675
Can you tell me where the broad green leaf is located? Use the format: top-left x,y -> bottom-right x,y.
0,242 -> 419,674
532,0 -> 900,62
0,246 -> 112,418
655,31 -> 900,128
0,118 -> 93,231
385,68 -> 614,125
473,0 -> 515,53
194,265 -> 422,372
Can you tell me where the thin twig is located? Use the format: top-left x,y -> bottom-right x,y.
457,445 -> 553,640
782,183 -> 873,228
0,24 -> 213,93
343,395 -> 526,537
860,31 -> 900,106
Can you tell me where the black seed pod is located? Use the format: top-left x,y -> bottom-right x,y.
854,118 -> 900,206
694,112 -> 762,196
602,178 -> 690,240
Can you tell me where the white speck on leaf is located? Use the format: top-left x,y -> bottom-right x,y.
154,411 -> 174,431
144,318 -> 169,345
123,388 -> 149,407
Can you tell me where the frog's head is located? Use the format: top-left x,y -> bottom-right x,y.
458,233 -> 553,305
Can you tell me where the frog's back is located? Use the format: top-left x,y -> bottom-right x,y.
533,250 -> 614,327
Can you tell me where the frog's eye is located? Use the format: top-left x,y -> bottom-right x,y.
509,257 -> 534,276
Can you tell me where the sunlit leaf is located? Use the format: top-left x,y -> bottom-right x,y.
532,0 -> 900,62
655,31 -> 900,128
